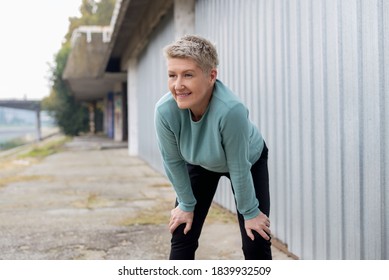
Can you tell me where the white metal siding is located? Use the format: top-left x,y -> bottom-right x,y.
136,11 -> 174,172
195,0 -> 389,260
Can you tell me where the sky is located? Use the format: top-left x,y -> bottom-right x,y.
0,0 -> 82,101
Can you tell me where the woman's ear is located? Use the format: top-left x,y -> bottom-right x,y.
210,69 -> 218,83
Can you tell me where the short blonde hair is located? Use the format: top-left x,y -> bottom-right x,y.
163,35 -> 219,73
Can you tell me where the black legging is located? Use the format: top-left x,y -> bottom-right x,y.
169,144 -> 272,260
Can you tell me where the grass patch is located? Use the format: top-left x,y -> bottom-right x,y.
120,210 -> 170,226
206,203 -> 237,224
18,136 -> 71,159
72,192 -> 115,210
0,138 -> 26,151
119,202 -> 236,227
120,200 -> 171,226
0,175 -> 51,188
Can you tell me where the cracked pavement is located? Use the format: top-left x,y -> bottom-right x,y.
0,135 -> 293,260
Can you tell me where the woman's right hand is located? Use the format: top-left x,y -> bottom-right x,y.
169,206 -> 194,234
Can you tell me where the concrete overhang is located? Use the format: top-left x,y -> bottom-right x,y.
63,72 -> 127,102
63,0 -> 173,101
63,26 -> 127,101
102,0 -> 173,72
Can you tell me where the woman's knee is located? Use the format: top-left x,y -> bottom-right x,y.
242,233 -> 272,260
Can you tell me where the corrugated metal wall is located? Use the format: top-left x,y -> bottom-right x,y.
195,0 -> 388,260
133,0 -> 388,259
136,9 -> 174,171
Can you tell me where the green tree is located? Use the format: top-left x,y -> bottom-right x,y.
43,0 -> 116,136
43,45 -> 89,136
65,0 -> 116,41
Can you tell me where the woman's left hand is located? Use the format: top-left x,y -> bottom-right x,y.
244,212 -> 271,241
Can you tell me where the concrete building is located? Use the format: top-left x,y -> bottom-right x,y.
63,0 -> 389,260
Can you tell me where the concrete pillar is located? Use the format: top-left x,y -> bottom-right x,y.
114,90 -> 123,141
127,58 -> 138,156
107,93 -> 114,138
174,0 -> 195,38
88,102 -> 96,134
113,82 -> 123,141
103,96 -> 108,135
35,109 -> 42,141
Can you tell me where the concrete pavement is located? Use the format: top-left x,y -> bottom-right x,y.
0,135 -> 294,260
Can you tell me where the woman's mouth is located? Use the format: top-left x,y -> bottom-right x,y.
176,92 -> 191,98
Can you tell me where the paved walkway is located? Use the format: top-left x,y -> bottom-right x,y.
0,135 -> 293,260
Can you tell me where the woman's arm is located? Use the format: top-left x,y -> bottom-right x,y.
221,104 -> 271,240
221,103 -> 260,219
154,109 -> 196,212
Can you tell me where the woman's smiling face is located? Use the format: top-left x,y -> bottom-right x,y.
167,58 -> 217,121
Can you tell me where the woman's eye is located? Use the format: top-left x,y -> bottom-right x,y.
168,74 -> 176,78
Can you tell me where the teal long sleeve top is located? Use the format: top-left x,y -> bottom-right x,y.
154,79 -> 264,220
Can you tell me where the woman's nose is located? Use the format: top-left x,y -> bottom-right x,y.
174,77 -> 184,90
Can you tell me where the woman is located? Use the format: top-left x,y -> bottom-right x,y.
155,35 -> 272,260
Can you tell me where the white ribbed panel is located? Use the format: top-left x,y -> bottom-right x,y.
133,0 -> 388,260
136,10 -> 174,172
194,0 -> 389,260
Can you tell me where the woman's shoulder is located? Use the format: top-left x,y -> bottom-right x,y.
212,80 -> 246,112
155,92 -> 177,115
155,92 -> 185,128
156,92 -> 174,108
